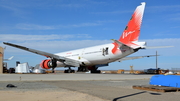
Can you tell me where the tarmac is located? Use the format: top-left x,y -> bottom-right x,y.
0,73 -> 180,101
0,73 -> 152,81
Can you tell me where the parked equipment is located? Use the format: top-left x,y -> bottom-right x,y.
150,75 -> 180,88
15,62 -> 30,73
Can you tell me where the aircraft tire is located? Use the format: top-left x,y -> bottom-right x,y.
64,70 -> 69,73
70,70 -> 75,73
64,70 -> 75,73
91,70 -> 101,73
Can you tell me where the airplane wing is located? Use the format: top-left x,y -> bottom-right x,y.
111,39 -> 173,49
3,42 -> 80,67
117,55 -> 157,62
3,56 -> 14,61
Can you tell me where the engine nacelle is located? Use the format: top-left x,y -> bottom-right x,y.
40,59 -> 51,69
40,59 -> 57,69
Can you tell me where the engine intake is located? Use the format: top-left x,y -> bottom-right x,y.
40,59 -> 57,69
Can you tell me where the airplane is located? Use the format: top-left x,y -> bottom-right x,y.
1,47 -> 14,61
4,56 -> 14,61
3,2 -> 170,73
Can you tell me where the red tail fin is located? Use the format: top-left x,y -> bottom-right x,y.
119,2 -> 146,48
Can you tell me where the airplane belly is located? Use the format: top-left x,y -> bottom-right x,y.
56,61 -> 66,67
88,56 -> 110,65
81,52 -> 111,65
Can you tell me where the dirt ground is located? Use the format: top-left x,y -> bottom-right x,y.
0,81 -> 108,101
0,90 -> 108,101
0,80 -> 180,101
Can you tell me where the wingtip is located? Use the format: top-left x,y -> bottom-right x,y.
3,42 -> 7,44
141,2 -> 146,5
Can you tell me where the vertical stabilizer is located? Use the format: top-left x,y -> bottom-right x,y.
119,2 -> 146,49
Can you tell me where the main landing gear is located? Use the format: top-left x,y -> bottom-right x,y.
90,69 -> 101,73
63,66 -> 101,73
89,66 -> 101,73
78,66 -> 101,73
64,67 -> 75,73
77,66 -> 88,72
52,68 -> 55,73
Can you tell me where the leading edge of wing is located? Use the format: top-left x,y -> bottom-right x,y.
3,42 -> 63,59
3,42 -> 79,67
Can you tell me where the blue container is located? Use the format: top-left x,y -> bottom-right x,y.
150,75 -> 180,88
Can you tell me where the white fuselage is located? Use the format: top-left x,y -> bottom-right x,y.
55,43 -> 135,67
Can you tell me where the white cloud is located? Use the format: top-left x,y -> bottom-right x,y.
15,23 -> 56,30
171,26 -> 180,28
1,38 -> 179,69
67,22 -> 101,27
0,34 -> 92,42
0,2 -> 29,18
15,22 -> 101,30
136,38 -> 180,56
148,5 -> 180,12
170,16 -> 180,21
141,38 -> 179,46
1,40 -> 111,54
91,10 -> 131,15
57,3 -> 84,8
0,34 -> 73,42
1,37 -> 179,56
1,34 -> 179,60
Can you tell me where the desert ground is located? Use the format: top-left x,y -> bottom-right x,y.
0,73 -> 180,101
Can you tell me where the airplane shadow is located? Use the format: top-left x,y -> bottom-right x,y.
112,91 -> 146,101
113,91 -> 162,101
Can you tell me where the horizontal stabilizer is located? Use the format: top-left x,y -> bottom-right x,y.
145,46 -> 174,49
111,39 -> 146,49
117,55 -> 158,62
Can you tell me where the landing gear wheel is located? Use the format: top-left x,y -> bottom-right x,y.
71,70 -> 75,73
64,69 -> 75,73
77,66 -> 88,72
52,68 -> 55,73
91,70 -> 101,73
64,70 -> 68,73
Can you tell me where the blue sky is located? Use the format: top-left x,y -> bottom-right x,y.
0,0 -> 180,70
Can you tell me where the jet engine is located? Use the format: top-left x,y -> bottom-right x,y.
40,59 -> 57,69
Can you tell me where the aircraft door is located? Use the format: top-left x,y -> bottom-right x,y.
102,47 -> 109,56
